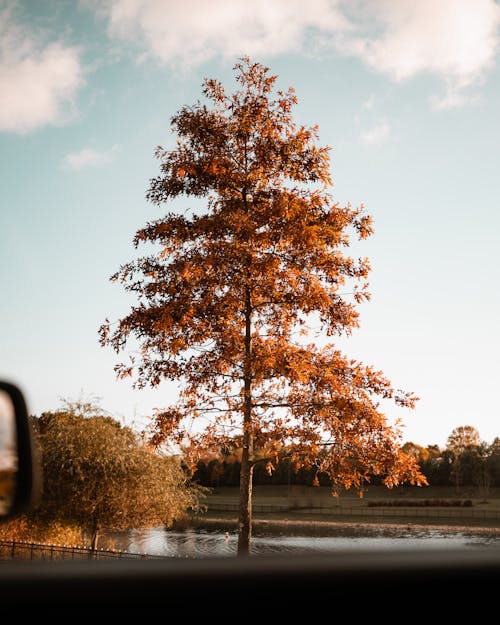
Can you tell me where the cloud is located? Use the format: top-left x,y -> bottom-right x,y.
89,0 -> 500,108
87,0 -> 349,68
61,145 -> 119,171
360,120 -> 390,145
429,79 -> 482,111
337,0 -> 500,109
0,2 -> 83,134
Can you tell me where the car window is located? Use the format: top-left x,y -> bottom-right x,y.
1,2 -> 499,597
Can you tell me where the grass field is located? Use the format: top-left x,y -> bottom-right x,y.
189,484 -> 500,531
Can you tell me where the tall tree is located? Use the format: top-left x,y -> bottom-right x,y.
100,57 -> 426,556
446,425 -> 482,493
446,425 -> 482,455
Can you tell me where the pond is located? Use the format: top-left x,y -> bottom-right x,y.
104,525 -> 500,558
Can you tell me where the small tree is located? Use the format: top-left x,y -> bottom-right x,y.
34,401 -> 204,551
100,57 -> 426,556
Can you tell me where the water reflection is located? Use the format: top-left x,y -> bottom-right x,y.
103,526 -> 500,559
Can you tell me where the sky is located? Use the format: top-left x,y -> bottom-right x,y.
1,0 -> 500,449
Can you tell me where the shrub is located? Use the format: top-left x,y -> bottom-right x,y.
367,499 -> 474,507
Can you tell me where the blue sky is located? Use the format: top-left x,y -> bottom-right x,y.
1,0 -> 500,448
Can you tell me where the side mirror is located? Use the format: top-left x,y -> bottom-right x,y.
0,381 -> 40,519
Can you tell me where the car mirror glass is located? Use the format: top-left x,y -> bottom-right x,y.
0,382 -> 40,519
0,389 -> 17,516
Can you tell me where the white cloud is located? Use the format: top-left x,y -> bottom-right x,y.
337,0 -> 500,109
0,2 -> 83,134
429,79 -> 482,111
89,0 -> 500,109
61,145 -> 119,171
360,120 -> 390,145
87,0 -> 349,68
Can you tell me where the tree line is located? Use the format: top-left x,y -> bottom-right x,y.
192,425 -> 500,494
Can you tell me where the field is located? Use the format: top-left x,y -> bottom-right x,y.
189,484 -> 500,532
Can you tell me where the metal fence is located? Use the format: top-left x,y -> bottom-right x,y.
208,503 -> 290,513
310,506 -> 500,520
0,540 -> 164,562
206,501 -> 500,521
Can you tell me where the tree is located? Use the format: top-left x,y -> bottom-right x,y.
486,438 -> 500,488
34,401 -> 204,551
417,444 -> 448,485
99,57 -> 427,556
446,425 -> 482,493
446,425 -> 482,455
401,442 -> 430,465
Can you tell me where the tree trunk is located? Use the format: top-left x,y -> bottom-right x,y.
238,439 -> 254,556
89,520 -> 99,559
237,287 -> 253,557
453,458 -> 461,495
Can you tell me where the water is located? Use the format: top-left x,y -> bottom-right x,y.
104,525 -> 500,558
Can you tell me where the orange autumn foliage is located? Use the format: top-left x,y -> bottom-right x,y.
100,57 -> 427,555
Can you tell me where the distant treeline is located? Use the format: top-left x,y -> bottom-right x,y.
191,432 -> 500,491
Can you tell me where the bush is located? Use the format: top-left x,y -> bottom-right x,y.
367,499 -> 473,507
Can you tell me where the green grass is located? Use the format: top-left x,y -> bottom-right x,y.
193,484 -> 500,530
206,484 -> 500,505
